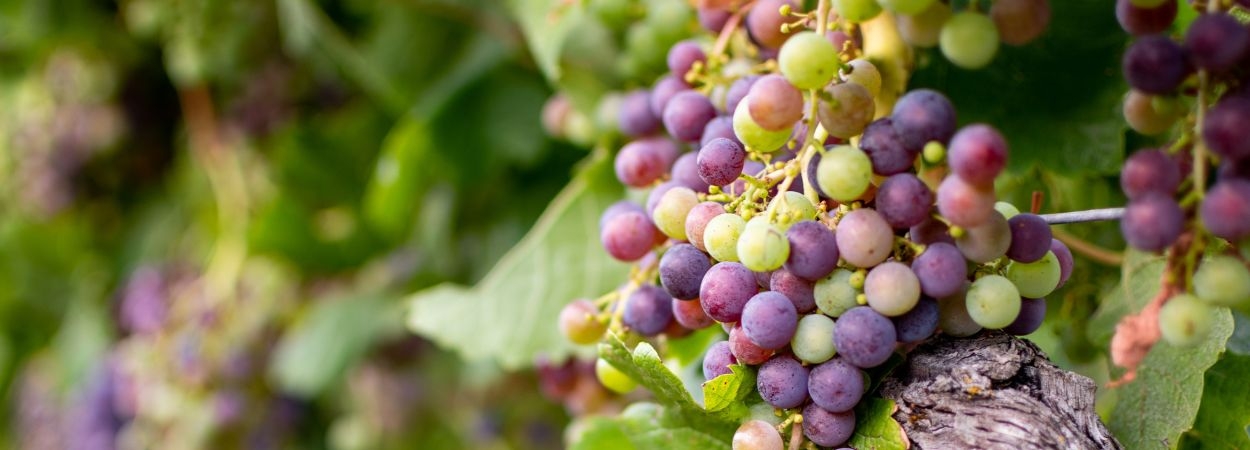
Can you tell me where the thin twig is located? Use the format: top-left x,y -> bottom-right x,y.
1039,207 -> 1125,225
1052,228 -> 1124,266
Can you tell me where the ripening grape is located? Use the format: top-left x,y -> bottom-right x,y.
892,89 -> 958,153
785,220 -> 840,281
699,5 -> 732,32
739,217 -> 791,272
948,124 -> 1008,187
660,244 -> 713,300
878,0 -> 936,15
619,89 -> 661,137
686,202 -> 726,253
938,285 -> 983,337
653,187 -> 699,240
940,12 -> 1000,70
1203,98 -> 1250,161
702,116 -> 740,147
748,75 -> 805,131
965,275 -> 1022,329
600,201 -> 644,230
955,210 -> 1011,263
816,269 -> 861,317
818,83 -> 876,139
912,242 -> 968,298
1123,91 -> 1180,135
835,208 -> 895,268
994,201 -> 1020,219
792,314 -> 837,364
898,2 -> 951,48
647,181 -> 680,216
746,0 -> 800,49
802,404 -> 855,448
893,296 -> 940,343
664,91 -> 718,142
1121,149 -> 1181,200
1193,255 -> 1250,310
1005,251 -> 1062,298
757,355 -> 809,408
1159,294 -> 1216,347
698,138 -> 748,187
742,292 -> 799,349
771,269 -> 817,313
816,145 -> 874,203
725,76 -> 760,116
733,420 -> 784,450
734,97 -> 793,152
730,323 -> 775,364
1121,194 -> 1184,251
1115,0 -> 1177,35
703,341 -> 738,380
779,32 -> 839,90
615,138 -> 674,187
1004,297 -> 1046,335
701,262 -> 760,322
1122,35 -> 1188,95
623,285 -> 674,336
860,118 -> 917,176
807,358 -> 864,413
559,299 -> 606,344
835,0 -> 882,22
1006,213 -> 1053,263
672,153 -> 711,193
768,191 -> 818,227
601,211 -> 660,261
841,59 -> 881,97
875,173 -> 934,228
864,262 -> 922,317
668,40 -> 706,80
705,213 -> 747,262
596,358 -> 637,393
1051,239 -> 1074,288
834,306 -> 897,368
1184,13 -> 1249,73
939,175 -> 997,228
650,75 -> 690,117
990,0 -> 1050,46
673,297 -> 716,329
910,216 -> 955,245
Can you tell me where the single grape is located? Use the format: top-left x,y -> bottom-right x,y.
893,296 -> 940,343
768,191 -> 818,227
623,285 -> 674,336
913,242 -> 968,298
878,0 -> 935,15
771,269 -> 818,313
601,211 -> 660,261
1203,98 -> 1250,161
747,75 -> 805,131
816,145 -> 874,202
1159,294 -> 1216,347
647,181 -> 680,216
650,74 -> 691,117
674,297 -> 716,329
672,152 -> 711,193
816,269 -> 861,317
1115,0 -> 1177,35
703,341 -> 738,380
733,97 -> 793,152
834,306 -> 897,368
668,40 -> 706,80
615,138 -> 675,187
619,89 -> 661,137
898,1 -> 951,48
835,208 -> 895,268
802,404 -> 855,448
876,173 -> 934,228
705,213 -> 748,262
702,116 -> 741,148
698,137 -> 748,187
746,0 -> 801,49
938,174 -> 997,228
840,59 -> 881,98
753,269 -> 773,290
725,76 -> 760,116
1123,35 -> 1188,95
792,314 -> 838,364
818,83 -> 876,140
807,358 -> 864,413
686,202 -> 726,253
742,292 -> 800,349
860,118 -> 917,176
1123,90 -> 1180,135
699,5 -> 733,32
990,0 -> 1050,46
947,124 -> 1008,187
835,0 -> 882,23
730,323 -> 775,364
940,12 -> 1000,70
596,358 -> 637,393
1121,194 -> 1183,251
779,31 -> 839,90
653,186 -> 699,240
1121,149 -> 1181,200
660,244 -> 713,300
664,91 -> 718,142
1005,251 -> 1062,298
1050,239 -> 1074,288
1185,13 -> 1249,73
600,200 -> 645,230
965,275 -> 1022,329
891,89 -> 958,153
955,209 -> 1011,263
700,262 -> 760,323
1004,297 -> 1046,335
910,216 -> 955,245
864,262 -> 922,317
993,201 -> 1020,220
938,284 -> 983,337
757,355 -> 810,408
1193,255 -> 1250,309
1006,213 -> 1053,263
560,299 -> 606,344
733,420 -> 785,450
739,217 -> 791,272
785,220 -> 840,280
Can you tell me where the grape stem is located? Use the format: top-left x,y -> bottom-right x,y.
1052,228 -> 1125,266
1038,207 -> 1125,225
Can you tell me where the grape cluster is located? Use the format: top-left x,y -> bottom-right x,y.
890,0 -> 1051,69
1114,2 -> 1250,347
557,1 -> 1073,446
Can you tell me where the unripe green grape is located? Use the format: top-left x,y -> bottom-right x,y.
653,187 -> 699,240
937,284 -> 982,337
738,216 -> 790,272
841,59 -> 882,97
625,23 -> 666,73
645,0 -> 693,44
596,358 -> 637,393
559,299 -> 606,344
815,145 -> 873,202
1193,255 -> 1250,309
898,1 -> 951,48
1159,294 -> 1217,347
733,98 -> 793,152
816,269 -> 860,317
768,191 -> 817,227
965,275 -> 1022,329
817,82 -> 876,139
939,12 -> 1000,70
835,0 -> 883,23
1124,90 -> 1180,136
878,0 -> 936,15
994,201 -> 1020,219
922,141 -> 946,164
705,213 -> 747,262
792,314 -> 837,364
779,31 -> 839,90
1005,251 -> 1061,298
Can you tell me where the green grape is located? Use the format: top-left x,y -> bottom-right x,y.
733,99 -> 793,152
624,23 -> 666,75
589,0 -> 636,30
815,269 -> 860,317
817,82 -> 875,139
878,0 -> 936,15
1193,255 -> 1250,309
596,358 -> 637,393
738,216 -> 790,272
898,1 -> 951,48
1159,294 -> 1217,347
747,402 -> 784,426
835,0 -> 883,23
644,0 -> 693,44
653,187 -> 699,241
792,314 -> 837,364
938,285 -> 982,337
841,59 -> 882,97
815,145 -> 873,202
768,191 -> 818,228
965,275 -> 1022,329
1240,237 -> 1250,261
922,141 -> 946,164
994,201 -> 1020,219
1005,251 -> 1061,298
559,299 -> 606,344
704,213 -> 746,262
939,12 -> 1000,70
779,31 -> 839,90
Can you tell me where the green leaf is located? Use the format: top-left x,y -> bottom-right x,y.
1088,250 -> 1164,347
703,364 -> 756,416
1178,353 -> 1250,450
571,416 -> 637,450
405,153 -> 628,369
505,0 -> 582,81
270,295 -> 396,396
599,334 -> 740,433
362,116 -> 438,241
847,398 -> 909,450
571,402 -> 733,450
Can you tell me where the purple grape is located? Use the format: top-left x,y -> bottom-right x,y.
1203,98 -> 1250,161
875,173 -> 934,228
615,137 -> 678,187
623,285 -> 674,336
701,116 -> 741,148
891,89 -> 957,153
937,174 -> 996,228
1123,35 -> 1189,95
1121,149 -> 1181,200
703,341 -> 738,380
619,89 -> 661,137
893,296 -> 939,343
1184,13 -> 1249,73
699,6 -> 732,32
833,306 -> 897,368
770,269 -> 818,313
668,40 -> 707,79
753,270 -> 773,289
646,180 -> 681,215
912,242 -> 967,298
947,124 -> 1009,187
672,152 -> 711,192
785,220 -> 840,280
1050,239 -> 1074,288
601,211 -> 659,261
650,75 -> 690,117
729,324 -> 775,364
660,244 -> 713,300
806,151 -> 831,199
747,75 -> 805,131
835,209 -> 896,268
1006,213 -> 1053,263
860,118 -> 917,175
700,262 -> 761,322
1121,194 -> 1183,251
685,201 -> 725,253
757,355 -> 810,409
698,137 -> 748,186
802,403 -> 856,448
742,292 -> 799,349
807,358 -> 865,413
664,91 -> 717,142
910,216 -> 955,245
747,0 -> 801,49
674,297 -> 716,329
600,200 -> 645,230
1200,179 -> 1250,241
1115,0 -> 1177,35
725,76 -> 760,116
1004,297 -> 1046,335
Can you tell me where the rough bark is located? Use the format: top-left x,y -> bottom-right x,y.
880,331 -> 1123,450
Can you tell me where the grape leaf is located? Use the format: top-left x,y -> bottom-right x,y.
1178,353 -> 1250,450
1088,250 -> 1163,347
599,335 -> 740,433
271,295 -> 396,396
847,397 -> 909,450
703,364 -> 756,415
405,153 -> 629,369
571,402 -> 732,450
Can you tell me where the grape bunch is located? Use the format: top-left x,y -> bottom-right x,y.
554,1 -> 1073,446
1114,0 -> 1250,348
